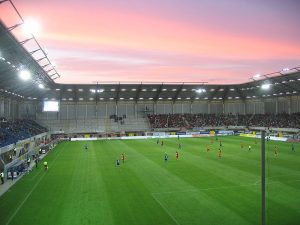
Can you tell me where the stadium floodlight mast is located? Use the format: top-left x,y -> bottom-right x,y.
18,69 -> 31,80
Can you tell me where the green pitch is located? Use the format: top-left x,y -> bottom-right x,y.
0,136 -> 299,225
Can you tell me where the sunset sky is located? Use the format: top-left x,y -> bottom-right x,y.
1,0 -> 300,84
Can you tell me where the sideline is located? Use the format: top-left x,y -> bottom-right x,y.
4,146 -> 64,225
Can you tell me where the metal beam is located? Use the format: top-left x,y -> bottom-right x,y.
115,83 -> 121,102
0,0 -> 9,4
222,87 -> 229,100
172,83 -> 184,102
7,22 -> 22,31
19,37 -> 34,45
29,49 -> 41,55
208,86 -> 220,100
261,130 -> 266,225
135,83 -> 142,102
41,63 -> 51,68
36,57 -> 47,62
235,87 -> 246,101
154,83 -> 163,102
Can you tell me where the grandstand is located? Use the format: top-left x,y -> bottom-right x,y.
1,1 -> 300,225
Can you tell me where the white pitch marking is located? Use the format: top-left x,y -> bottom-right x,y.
152,193 -> 181,225
5,148 -> 64,225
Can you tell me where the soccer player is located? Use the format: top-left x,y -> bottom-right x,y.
178,143 -> 182,149
27,157 -> 31,168
35,158 -> 38,168
0,171 -> 4,184
274,146 -> 279,157
206,145 -> 210,152
292,143 -> 295,152
121,153 -> 125,163
176,151 -> 179,160
116,159 -> 120,166
161,140 -> 164,146
85,144 -> 88,150
218,148 -> 222,158
219,141 -> 222,148
157,139 -> 159,145
43,161 -> 48,171
248,145 -> 251,151
164,153 -> 168,162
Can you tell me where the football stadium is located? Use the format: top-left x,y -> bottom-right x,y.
0,1 -> 300,225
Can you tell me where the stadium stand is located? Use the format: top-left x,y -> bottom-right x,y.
148,113 -> 300,129
0,118 -> 47,147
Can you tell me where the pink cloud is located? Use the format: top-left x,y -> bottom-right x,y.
1,0 -> 299,84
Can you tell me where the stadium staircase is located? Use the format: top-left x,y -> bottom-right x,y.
105,118 -> 112,133
183,117 -> 190,127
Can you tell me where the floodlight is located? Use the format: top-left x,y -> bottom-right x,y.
261,84 -> 271,90
253,74 -> 261,78
196,88 -> 206,93
38,83 -> 44,89
23,19 -> 40,36
282,68 -> 289,72
18,70 -> 31,80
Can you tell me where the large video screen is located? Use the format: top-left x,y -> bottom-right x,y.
43,101 -> 60,112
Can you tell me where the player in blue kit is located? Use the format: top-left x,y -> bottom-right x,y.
164,153 -> 168,162
292,143 -> 295,152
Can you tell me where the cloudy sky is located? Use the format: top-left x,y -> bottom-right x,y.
1,0 -> 300,84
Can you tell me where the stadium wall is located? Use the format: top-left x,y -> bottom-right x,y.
16,96 -> 300,119
1,96 -> 299,132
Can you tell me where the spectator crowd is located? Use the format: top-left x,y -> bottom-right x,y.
148,113 -> 300,129
0,118 -> 47,147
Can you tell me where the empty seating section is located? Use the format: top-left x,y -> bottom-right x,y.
0,118 -> 47,147
148,113 -> 300,129
38,117 -> 150,133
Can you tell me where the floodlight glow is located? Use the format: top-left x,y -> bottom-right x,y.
261,84 -> 271,90
23,19 -> 40,36
282,68 -> 289,72
196,88 -> 206,93
38,83 -> 44,89
18,70 -> 31,80
253,74 -> 261,78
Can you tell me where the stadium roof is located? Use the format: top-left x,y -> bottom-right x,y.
0,20 -> 56,98
1,14 -> 300,102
